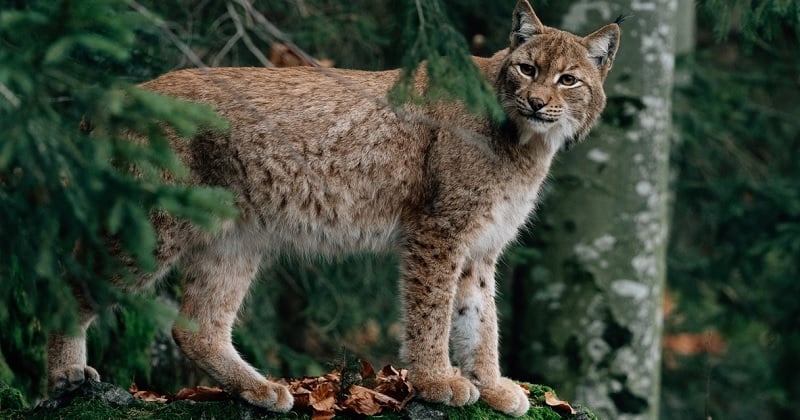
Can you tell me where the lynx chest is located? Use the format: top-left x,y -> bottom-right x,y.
467,184 -> 542,259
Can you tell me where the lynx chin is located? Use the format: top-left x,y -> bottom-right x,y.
47,1 -> 620,416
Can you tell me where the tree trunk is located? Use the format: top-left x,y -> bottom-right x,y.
509,1 -> 677,419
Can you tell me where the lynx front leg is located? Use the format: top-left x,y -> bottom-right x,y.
400,236 -> 480,407
172,239 -> 292,412
450,256 -> 530,417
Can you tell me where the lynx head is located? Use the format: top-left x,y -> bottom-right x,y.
496,0 -> 621,150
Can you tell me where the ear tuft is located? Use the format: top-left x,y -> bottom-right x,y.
510,0 -> 545,49
614,14 -> 630,25
584,24 -> 621,74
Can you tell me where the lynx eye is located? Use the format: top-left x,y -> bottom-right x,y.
517,64 -> 536,77
558,74 -> 578,86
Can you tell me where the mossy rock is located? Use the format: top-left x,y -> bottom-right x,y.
0,380 -> 596,419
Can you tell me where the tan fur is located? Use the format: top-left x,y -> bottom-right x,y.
47,1 -> 619,416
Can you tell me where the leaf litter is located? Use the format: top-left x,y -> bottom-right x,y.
129,359 -> 579,418
129,359 -> 414,419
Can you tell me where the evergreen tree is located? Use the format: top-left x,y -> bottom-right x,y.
663,1 -> 800,418
0,0 -> 237,397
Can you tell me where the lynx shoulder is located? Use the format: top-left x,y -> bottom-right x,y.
47,1 -> 620,417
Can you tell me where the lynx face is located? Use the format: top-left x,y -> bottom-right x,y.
496,8 -> 619,150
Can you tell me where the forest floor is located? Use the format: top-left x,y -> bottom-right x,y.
0,379 -> 595,420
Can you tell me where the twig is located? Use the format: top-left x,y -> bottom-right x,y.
126,0 -> 501,187
225,1 -> 273,67
126,0 -> 330,197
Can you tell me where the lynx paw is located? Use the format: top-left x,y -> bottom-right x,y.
414,373 -> 480,407
479,377 -> 530,417
49,365 -> 101,396
239,380 -> 294,413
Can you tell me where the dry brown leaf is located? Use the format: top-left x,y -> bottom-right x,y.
378,364 -> 400,378
284,370 -> 342,419
359,359 -> 375,379
373,366 -> 414,410
129,382 -> 168,403
518,382 -> 531,395
171,385 -> 229,402
309,382 -> 337,412
342,385 -> 385,416
290,385 -> 312,408
544,391 -> 577,415
282,363 -> 414,417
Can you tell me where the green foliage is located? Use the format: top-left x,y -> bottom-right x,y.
87,301 -> 176,389
0,0 -> 236,397
235,256 -> 402,380
131,0 -> 399,72
389,0 -> 505,121
704,0 -> 800,43
0,266 -> 47,398
665,6 -> 800,418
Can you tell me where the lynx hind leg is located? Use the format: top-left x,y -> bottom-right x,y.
400,236 -> 479,407
46,214 -> 186,397
47,307 -> 100,397
172,236 -> 292,412
451,258 -> 529,417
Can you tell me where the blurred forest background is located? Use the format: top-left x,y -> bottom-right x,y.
1,0 -> 798,419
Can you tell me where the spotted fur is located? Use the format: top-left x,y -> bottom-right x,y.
47,1 -> 619,417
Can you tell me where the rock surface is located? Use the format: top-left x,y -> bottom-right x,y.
0,380 -> 597,420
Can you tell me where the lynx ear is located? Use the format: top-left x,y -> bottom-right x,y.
510,0 -> 545,49
583,23 -> 621,77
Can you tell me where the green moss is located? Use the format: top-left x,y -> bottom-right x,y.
431,400 -> 563,420
0,382 -> 27,411
3,399 -> 302,420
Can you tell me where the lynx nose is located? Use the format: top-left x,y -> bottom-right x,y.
528,97 -> 546,111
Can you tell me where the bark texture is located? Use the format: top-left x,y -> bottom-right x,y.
511,1 -> 677,419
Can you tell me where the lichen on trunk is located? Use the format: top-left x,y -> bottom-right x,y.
507,1 -> 677,419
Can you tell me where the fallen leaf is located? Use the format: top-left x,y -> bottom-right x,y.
171,385 -> 229,402
342,385 -> 385,415
309,382 -> 337,412
129,382 -> 168,403
359,359 -> 375,379
544,391 -> 576,415
373,366 -> 414,410
518,383 -> 531,395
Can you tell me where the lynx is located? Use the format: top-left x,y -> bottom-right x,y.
47,1 -> 620,416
